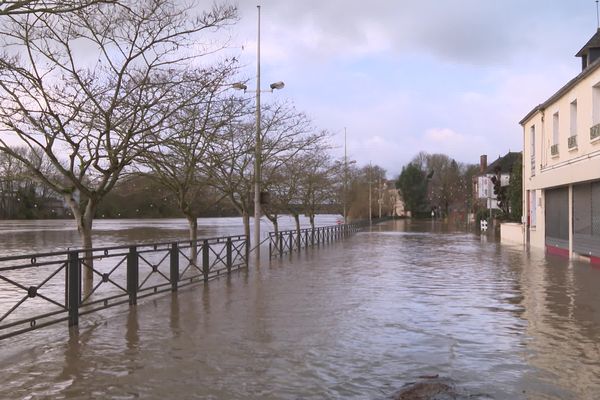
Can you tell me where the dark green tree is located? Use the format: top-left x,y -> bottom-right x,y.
396,163 -> 427,215
508,160 -> 522,222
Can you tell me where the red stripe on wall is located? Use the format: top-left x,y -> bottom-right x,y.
546,245 -> 569,257
591,256 -> 600,265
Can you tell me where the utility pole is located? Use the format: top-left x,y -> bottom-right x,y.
343,127 -> 348,224
378,178 -> 382,219
368,161 -> 372,225
253,5 -> 262,262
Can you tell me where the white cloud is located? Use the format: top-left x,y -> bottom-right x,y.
213,0 -> 597,176
425,128 -> 466,143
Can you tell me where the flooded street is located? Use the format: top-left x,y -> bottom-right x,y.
2,219 -> 600,399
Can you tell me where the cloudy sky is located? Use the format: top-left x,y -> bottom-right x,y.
219,0 -> 596,177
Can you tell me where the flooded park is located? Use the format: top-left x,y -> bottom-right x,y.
1,218 -> 600,399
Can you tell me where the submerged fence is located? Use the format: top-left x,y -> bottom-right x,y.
268,223 -> 361,259
0,235 -> 248,340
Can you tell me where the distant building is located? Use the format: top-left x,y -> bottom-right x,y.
520,29 -> 600,262
474,152 -> 521,211
387,183 -> 406,217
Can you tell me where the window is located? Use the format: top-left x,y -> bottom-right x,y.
530,125 -> 536,176
593,84 -> 600,126
552,112 -> 559,156
569,100 -> 578,149
552,112 -> 559,145
530,190 -> 537,227
570,100 -> 577,136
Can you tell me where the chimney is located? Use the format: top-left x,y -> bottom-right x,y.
480,155 -> 487,173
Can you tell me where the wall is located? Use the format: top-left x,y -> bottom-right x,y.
522,65 -> 600,252
501,222 -> 525,245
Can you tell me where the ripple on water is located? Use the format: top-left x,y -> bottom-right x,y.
1,220 -> 600,399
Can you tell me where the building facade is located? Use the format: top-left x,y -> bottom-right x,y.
520,30 -> 600,262
474,153 -> 521,212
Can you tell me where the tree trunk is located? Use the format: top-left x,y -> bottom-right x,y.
309,213 -> 315,229
80,220 -> 94,296
293,213 -> 301,249
242,211 -> 250,246
65,193 -> 96,297
187,214 -> 198,266
294,213 -> 300,234
272,217 -> 278,238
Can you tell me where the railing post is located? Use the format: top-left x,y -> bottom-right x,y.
127,246 -> 139,305
269,235 -> 272,260
67,251 -> 80,327
279,233 -> 283,257
311,228 -> 315,247
202,240 -> 209,282
245,236 -> 250,266
226,237 -> 233,274
289,231 -> 293,253
170,242 -> 179,292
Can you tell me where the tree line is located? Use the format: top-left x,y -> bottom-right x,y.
0,0 -> 394,255
395,151 -> 522,222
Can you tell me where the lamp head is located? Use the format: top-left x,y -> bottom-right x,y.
232,82 -> 248,91
270,81 -> 285,90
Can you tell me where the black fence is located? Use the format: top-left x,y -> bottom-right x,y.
0,235 -> 248,340
268,224 -> 361,259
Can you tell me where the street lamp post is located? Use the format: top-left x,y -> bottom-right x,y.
368,161 -> 372,225
378,178 -> 383,219
343,128 -> 348,224
233,5 -> 284,262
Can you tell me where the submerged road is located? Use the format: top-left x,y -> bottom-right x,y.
2,220 -> 600,399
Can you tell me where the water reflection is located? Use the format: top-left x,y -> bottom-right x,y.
1,220 -> 600,398
0,216 -> 339,256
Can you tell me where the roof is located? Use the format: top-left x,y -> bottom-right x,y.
520,29 -> 600,126
519,58 -> 600,125
485,152 -> 522,175
576,28 -> 600,57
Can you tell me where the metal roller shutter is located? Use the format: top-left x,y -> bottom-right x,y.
545,187 -> 569,250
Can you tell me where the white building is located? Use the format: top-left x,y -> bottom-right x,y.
520,29 -> 600,263
475,153 -> 520,211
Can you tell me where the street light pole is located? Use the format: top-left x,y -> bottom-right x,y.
378,178 -> 382,219
254,5 -> 262,262
368,161 -> 372,225
343,127 -> 347,224
232,6 -> 284,262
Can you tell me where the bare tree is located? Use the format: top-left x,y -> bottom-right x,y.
300,150 -> 338,228
0,0 -> 237,290
0,0 -> 116,16
348,164 -> 386,220
211,101 -> 324,247
262,152 -> 304,238
137,64 -> 240,264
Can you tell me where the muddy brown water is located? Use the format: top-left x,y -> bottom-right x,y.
1,219 -> 599,399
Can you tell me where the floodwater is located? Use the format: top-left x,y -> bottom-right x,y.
2,219 -> 600,399
0,215 -> 339,256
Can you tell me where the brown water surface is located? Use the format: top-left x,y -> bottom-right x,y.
1,219 -> 600,399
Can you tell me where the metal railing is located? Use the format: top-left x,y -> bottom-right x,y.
568,134 -> 578,149
0,234 -> 248,340
268,223 -> 361,259
550,143 -> 559,156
